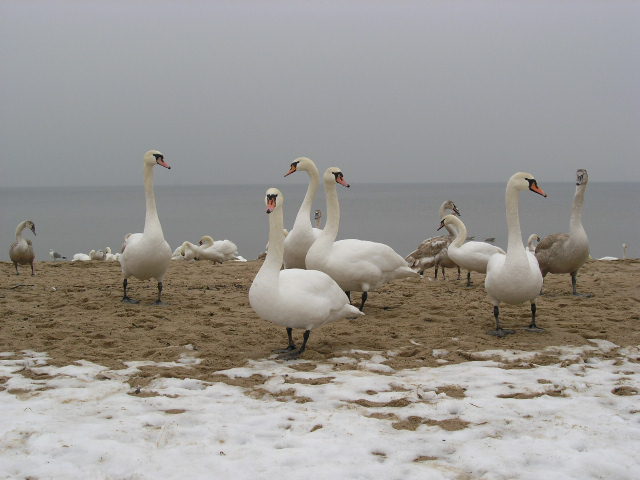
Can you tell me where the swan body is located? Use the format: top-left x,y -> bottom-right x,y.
104,247 -> 118,261
535,169 -> 590,296
249,188 -> 362,359
440,215 -> 505,275
120,150 -> 172,303
9,220 -> 36,275
484,172 -> 547,336
72,252 -> 91,261
283,157 -> 322,269
198,235 -> 242,262
90,249 -> 106,261
406,200 -> 461,278
305,167 -> 417,311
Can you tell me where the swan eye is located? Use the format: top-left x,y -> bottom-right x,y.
153,154 -> 163,161
291,161 -> 299,168
332,172 -> 343,181
267,194 -> 278,201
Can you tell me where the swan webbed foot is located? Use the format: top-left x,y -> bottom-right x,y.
122,296 -> 140,304
276,330 -> 310,360
273,345 -> 297,354
277,349 -> 303,360
152,300 -> 166,306
572,292 -> 593,298
488,328 -> 515,338
525,325 -> 544,333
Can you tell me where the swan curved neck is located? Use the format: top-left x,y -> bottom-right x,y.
293,165 -> 320,228
15,221 -> 27,240
505,182 -> 526,261
143,164 -> 163,236
450,217 -> 467,247
439,203 -> 456,236
569,183 -> 587,234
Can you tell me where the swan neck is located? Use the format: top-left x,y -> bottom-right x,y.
450,218 -> 467,247
439,203 -> 456,236
15,221 -> 26,240
293,166 -> 320,228
569,184 -> 586,233
505,183 -> 526,259
259,207 -> 285,280
143,164 -> 163,236
322,176 -> 340,243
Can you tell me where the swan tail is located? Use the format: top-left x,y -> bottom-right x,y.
343,304 -> 365,319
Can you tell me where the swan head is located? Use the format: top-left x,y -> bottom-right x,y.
438,214 -> 462,231
199,235 -> 214,246
509,172 -> 547,197
324,167 -> 350,188
105,247 -> 112,254
284,157 -> 316,177
265,187 -> 283,214
23,220 -> 36,235
144,150 -> 171,169
442,200 -> 461,216
576,169 -> 588,186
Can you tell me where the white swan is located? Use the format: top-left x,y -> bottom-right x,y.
305,167 -> 417,311
9,220 -> 36,275
526,234 -> 540,253
249,188 -> 363,359
120,150 -> 172,304
198,235 -> 242,262
438,215 -> 506,287
90,249 -> 106,261
485,172 -> 547,336
406,200 -> 461,279
535,169 -> 591,296
72,252 -> 91,262
282,157 -> 322,269
104,247 -> 118,261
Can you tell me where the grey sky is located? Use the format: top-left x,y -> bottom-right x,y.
1,0 -> 638,187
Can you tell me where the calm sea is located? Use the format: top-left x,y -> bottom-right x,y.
1,182 -> 638,263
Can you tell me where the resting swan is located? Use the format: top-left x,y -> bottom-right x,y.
438,215 -> 505,286
484,172 -> 547,336
535,169 -> 591,296
405,200 -> 461,279
120,150 -> 172,304
282,157 -> 322,269
249,188 -> 363,359
181,236 -> 241,263
305,167 -> 417,311
9,220 -> 36,275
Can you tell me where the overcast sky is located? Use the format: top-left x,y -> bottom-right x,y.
1,0 -> 638,187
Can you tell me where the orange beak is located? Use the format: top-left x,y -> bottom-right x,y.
336,176 -> 350,188
156,158 -> 171,169
284,166 -> 296,177
529,182 -> 547,197
266,197 -> 277,213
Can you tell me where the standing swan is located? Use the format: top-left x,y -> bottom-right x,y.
9,220 -> 36,275
405,200 -> 461,279
249,188 -> 362,359
282,157 -> 322,269
305,167 -> 417,311
535,169 -> 591,296
485,172 -> 547,336
120,150 -> 172,304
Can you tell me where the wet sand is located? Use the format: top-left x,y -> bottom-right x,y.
1,258 -> 638,387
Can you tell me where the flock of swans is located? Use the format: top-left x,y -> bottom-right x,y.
8,150 -> 596,358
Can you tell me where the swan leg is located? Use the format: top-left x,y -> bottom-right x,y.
434,265 -> 438,279
153,282 -> 165,305
441,266 -> 446,280
488,305 -> 515,337
30,262 -> 35,276
359,291 -> 368,312
122,278 -> 139,304
278,330 -> 310,360
466,271 -> 473,287
571,272 -> 592,297
273,327 -> 297,353
525,302 -> 544,332
13,263 -> 19,275
456,266 -> 461,280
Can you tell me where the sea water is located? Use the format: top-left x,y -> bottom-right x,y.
1,182 -> 638,262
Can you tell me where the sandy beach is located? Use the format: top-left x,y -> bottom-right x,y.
2,258 -> 638,389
